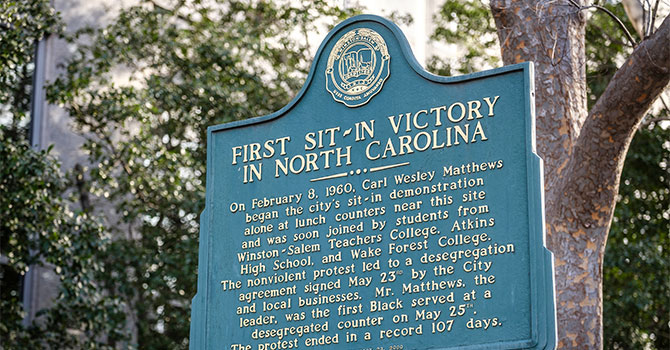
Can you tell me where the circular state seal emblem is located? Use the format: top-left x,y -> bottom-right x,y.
325,28 -> 390,107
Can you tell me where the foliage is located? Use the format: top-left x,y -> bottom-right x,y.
585,3 -> 669,349
429,1 -> 669,349
47,1 -> 357,348
584,1 -> 638,109
1,1 -> 130,349
0,126 -> 128,349
604,121 -> 670,350
427,0 -> 499,75
0,1 -> 125,348
0,127 -> 63,349
0,0 -> 61,138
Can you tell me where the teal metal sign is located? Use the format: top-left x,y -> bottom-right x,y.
190,15 -> 556,350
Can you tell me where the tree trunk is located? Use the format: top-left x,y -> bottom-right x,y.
489,1 -> 670,349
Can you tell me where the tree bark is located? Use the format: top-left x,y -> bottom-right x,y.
490,1 -> 670,349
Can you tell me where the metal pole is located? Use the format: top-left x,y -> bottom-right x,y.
23,36 -> 48,327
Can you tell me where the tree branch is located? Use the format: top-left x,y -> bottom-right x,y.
74,163 -> 91,211
649,0 -> 661,37
659,93 -> 670,111
568,0 -> 638,47
587,14 -> 669,142
641,116 -> 670,127
557,14 -> 669,232
590,21 -> 629,47
643,0 -> 650,38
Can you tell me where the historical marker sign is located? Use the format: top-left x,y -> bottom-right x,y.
190,15 -> 556,350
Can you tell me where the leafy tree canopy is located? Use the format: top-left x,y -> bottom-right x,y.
0,128 -> 127,349
0,0 -> 61,138
46,1 -> 357,348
